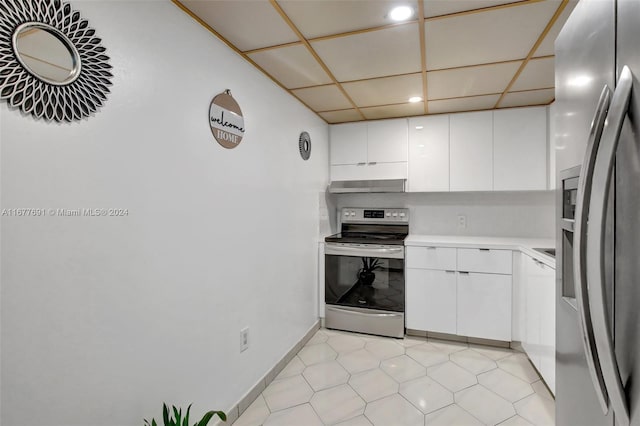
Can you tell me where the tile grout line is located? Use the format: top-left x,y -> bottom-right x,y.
236,329 -> 550,426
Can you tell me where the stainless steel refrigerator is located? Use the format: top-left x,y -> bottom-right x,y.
555,0 -> 640,425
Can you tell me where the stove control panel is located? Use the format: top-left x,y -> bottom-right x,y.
341,208 -> 409,223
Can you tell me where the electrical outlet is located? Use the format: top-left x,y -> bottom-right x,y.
457,214 -> 467,229
240,327 -> 249,352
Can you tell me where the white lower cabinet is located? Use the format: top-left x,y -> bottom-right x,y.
522,253 -> 556,394
406,245 -> 512,341
457,272 -> 512,341
406,268 -> 457,334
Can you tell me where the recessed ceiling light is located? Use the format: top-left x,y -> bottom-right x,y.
389,5 -> 414,21
408,96 -> 422,103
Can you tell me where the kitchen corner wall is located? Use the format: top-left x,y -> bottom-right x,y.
0,2 -> 328,425
334,191 -> 555,238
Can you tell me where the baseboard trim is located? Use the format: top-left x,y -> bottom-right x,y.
222,320 -> 321,424
405,329 -> 510,348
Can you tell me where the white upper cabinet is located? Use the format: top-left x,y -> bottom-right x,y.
329,119 -> 408,181
367,119 -> 408,163
330,122 -> 367,166
449,111 -> 494,191
493,106 -> 548,190
408,115 -> 450,192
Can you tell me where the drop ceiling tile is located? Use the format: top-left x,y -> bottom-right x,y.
510,57 -> 554,92
425,0 -> 523,18
292,85 -> 352,112
180,0 -> 298,51
248,45 -> 332,89
319,109 -> 363,124
534,0 -> 579,57
425,1 -> 559,70
499,88 -> 555,108
427,61 -> 521,100
311,24 -> 422,81
342,74 -> 423,108
361,103 -> 424,120
428,94 -> 500,114
280,0 -> 419,39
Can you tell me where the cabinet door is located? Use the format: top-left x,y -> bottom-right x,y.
457,272 -> 512,341
523,255 -> 541,368
408,115 -> 450,192
330,122 -> 367,166
511,252 -> 526,342
450,111 -> 493,191
367,119 -> 408,164
538,261 -> 556,394
406,268 -> 457,334
493,106 -> 547,190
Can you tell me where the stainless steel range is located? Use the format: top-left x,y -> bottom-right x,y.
324,207 -> 409,338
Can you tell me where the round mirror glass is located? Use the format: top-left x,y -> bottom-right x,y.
13,23 -> 80,85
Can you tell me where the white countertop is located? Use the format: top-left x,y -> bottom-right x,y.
405,234 -> 556,268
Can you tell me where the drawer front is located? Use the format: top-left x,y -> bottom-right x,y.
406,246 -> 457,270
457,248 -> 512,274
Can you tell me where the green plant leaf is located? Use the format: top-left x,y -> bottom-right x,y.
173,406 -> 182,426
163,403 -> 170,426
183,404 -> 192,426
153,420 -> 158,426
196,410 -> 227,426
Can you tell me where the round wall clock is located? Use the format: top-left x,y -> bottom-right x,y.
299,131 -> 311,161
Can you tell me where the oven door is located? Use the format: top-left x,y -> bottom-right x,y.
324,244 -> 405,313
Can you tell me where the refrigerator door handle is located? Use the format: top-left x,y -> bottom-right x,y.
587,65 -> 633,426
574,85 -> 612,413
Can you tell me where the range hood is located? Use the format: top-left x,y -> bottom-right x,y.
328,179 -> 406,193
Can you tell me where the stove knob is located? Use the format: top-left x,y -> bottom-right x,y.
350,212 -> 356,216
392,212 -> 398,217
400,213 -> 406,218
386,212 -> 391,217
344,211 -> 349,216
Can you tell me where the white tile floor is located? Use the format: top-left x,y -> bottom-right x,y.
233,328 -> 554,426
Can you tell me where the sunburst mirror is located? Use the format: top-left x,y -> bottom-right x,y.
0,0 -> 113,122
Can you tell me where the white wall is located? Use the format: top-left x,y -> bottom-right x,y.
334,191 -> 555,238
0,2 -> 328,425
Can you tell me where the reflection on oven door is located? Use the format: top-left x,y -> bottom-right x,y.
325,253 -> 405,312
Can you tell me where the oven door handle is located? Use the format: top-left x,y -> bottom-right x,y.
326,306 -> 403,318
324,244 -> 404,259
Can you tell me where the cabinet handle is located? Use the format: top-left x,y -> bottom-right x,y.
459,271 -> 470,275
357,162 -> 366,166
368,162 -> 377,165
479,248 -> 490,252
445,270 -> 456,274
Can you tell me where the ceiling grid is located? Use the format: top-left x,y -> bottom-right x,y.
175,0 -> 578,123
494,0 -> 570,108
